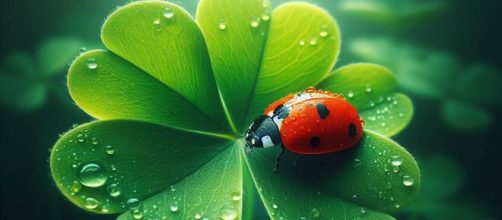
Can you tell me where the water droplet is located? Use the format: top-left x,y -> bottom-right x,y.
163,7 -> 175,19
220,205 -> 238,220
153,19 -> 160,25
250,16 -> 260,28
170,203 -> 179,213
299,39 -> 306,46
360,207 -> 366,214
170,185 -> 176,192
127,198 -> 140,210
272,204 -> 278,209
79,47 -> 87,54
71,181 -> 82,193
104,145 -> 115,155
78,162 -> 108,188
91,137 -> 98,145
347,91 -> 354,98
86,58 -> 98,70
311,208 -> 321,219
218,18 -> 227,30
107,184 -> 121,197
194,212 -> 203,219
261,13 -> 270,21
398,112 -> 405,117
395,203 -> 401,208
391,155 -> 402,166
381,122 -> 386,127
353,158 -> 361,167
320,30 -> 328,38
402,175 -> 414,186
132,209 -> 143,219
365,86 -> 373,93
309,37 -> 317,46
231,191 -> 241,201
84,197 -> 99,209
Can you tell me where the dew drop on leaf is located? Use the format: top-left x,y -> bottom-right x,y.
86,58 -> 98,70
104,145 -> 115,155
309,37 -> 317,46
391,155 -> 402,166
250,16 -> 260,28
78,162 -> 108,188
71,181 -> 82,193
347,91 -> 354,98
163,7 -> 175,19
194,211 -> 203,219
231,191 -> 241,201
107,183 -> 121,197
170,203 -> 179,213
79,47 -> 87,54
272,204 -> 278,209
218,18 -> 227,30
261,13 -> 270,21
127,198 -> 140,210
299,39 -> 306,46
220,205 -> 238,220
170,185 -> 176,192
402,175 -> 414,186
132,208 -> 143,219
365,86 -> 373,93
84,197 -> 99,209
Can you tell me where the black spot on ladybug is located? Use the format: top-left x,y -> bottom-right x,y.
274,104 -> 290,119
316,103 -> 330,119
310,136 -> 320,147
349,123 -> 357,138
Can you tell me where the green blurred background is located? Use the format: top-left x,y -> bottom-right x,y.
1,0 -> 501,219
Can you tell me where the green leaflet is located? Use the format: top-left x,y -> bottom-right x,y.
245,2 -> 341,130
244,130 -> 419,219
101,1 -> 229,130
118,143 -> 242,220
317,63 -> 413,137
68,50 -> 230,134
196,0 -> 271,131
50,120 -> 233,214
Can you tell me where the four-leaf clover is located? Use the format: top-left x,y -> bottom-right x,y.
50,0 -> 420,219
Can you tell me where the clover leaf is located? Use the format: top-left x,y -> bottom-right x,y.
349,37 -> 502,133
50,1 -> 420,219
0,36 -> 89,111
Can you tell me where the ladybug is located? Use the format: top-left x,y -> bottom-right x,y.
245,87 -> 364,172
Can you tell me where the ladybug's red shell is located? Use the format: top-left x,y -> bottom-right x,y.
264,89 -> 363,154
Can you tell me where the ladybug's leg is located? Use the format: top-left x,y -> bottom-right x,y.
273,146 -> 285,173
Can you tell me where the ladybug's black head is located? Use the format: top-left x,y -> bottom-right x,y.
245,115 -> 282,150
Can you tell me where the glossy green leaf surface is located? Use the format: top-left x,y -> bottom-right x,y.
317,64 -> 412,137
50,120 -> 233,214
317,63 -> 397,111
37,36 -> 83,76
360,94 -> 413,137
118,143 -> 242,220
245,2 -> 341,127
196,0 -> 271,131
245,130 -> 419,219
101,1 -> 227,127
68,50 -> 229,133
